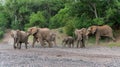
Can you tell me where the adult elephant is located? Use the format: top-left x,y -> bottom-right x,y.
28,27 -> 53,47
86,25 -> 116,45
11,30 -> 30,49
75,28 -> 88,48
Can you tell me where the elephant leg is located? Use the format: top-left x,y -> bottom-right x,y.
110,36 -> 116,42
70,43 -> 72,48
48,41 -> 53,48
54,40 -> 57,46
69,44 -> 71,48
32,37 -> 37,48
65,42 -> 67,47
13,38 -> 17,49
63,43 -> 65,47
68,43 -> 71,48
72,43 -> 74,48
63,42 -> 67,47
70,42 -> 73,48
85,36 -> 88,45
105,37 -> 110,42
83,39 -> 85,48
77,40 -> 79,48
80,39 -> 85,48
18,43 -> 22,49
25,43 -> 27,49
16,39 -> 20,49
39,39 -> 45,47
65,44 -> 67,47
61,42 -> 64,47
36,38 -> 39,42
96,36 -> 100,45
80,40 -> 83,48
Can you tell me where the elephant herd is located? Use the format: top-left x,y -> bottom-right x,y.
10,25 -> 116,49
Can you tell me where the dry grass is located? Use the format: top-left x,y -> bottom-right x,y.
101,40 -> 120,47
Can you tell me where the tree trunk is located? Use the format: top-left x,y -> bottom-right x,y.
93,4 -> 98,18
89,3 -> 98,18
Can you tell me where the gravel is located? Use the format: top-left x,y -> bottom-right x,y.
0,43 -> 120,67
1,33 -> 120,67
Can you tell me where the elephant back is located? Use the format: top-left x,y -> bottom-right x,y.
17,31 -> 29,42
38,28 -> 51,39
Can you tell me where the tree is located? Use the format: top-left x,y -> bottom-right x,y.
25,11 -> 46,29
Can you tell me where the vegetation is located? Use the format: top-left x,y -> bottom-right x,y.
0,0 -> 120,38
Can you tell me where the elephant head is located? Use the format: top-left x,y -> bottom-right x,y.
86,26 -> 97,35
27,27 -> 38,35
75,29 -> 83,40
86,25 -> 116,45
27,27 -> 54,48
75,28 -> 87,48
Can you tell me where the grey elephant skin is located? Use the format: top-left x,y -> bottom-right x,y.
62,36 -> 74,48
28,27 -> 53,48
11,30 -> 30,49
75,28 -> 87,48
86,25 -> 116,45
49,33 -> 57,46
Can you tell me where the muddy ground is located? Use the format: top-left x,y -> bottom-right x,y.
0,33 -> 120,67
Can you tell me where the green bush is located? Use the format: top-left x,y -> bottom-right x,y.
58,28 -> 64,33
64,18 -> 76,36
49,7 -> 70,29
93,18 -> 104,25
25,11 -> 46,29
0,31 -> 4,38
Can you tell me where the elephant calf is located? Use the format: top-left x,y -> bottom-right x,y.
62,36 -> 74,48
11,30 -> 30,49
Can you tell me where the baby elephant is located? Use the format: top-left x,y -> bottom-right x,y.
11,30 -> 30,49
62,36 -> 74,48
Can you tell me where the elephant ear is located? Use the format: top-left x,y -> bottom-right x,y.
91,26 -> 97,34
74,30 -> 77,35
16,30 -> 21,37
81,28 -> 87,34
28,27 -> 38,35
75,29 -> 79,36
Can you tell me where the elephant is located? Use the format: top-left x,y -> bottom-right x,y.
11,30 -> 30,49
62,36 -> 74,48
86,25 -> 116,45
27,27 -> 53,47
40,33 -> 57,47
49,33 -> 57,46
74,28 -> 88,48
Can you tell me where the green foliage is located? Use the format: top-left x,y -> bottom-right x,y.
25,11 -> 46,29
0,30 -> 4,38
49,7 -> 69,28
0,0 -> 120,38
93,18 -> 104,25
64,18 -> 76,36
0,8 -> 9,39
